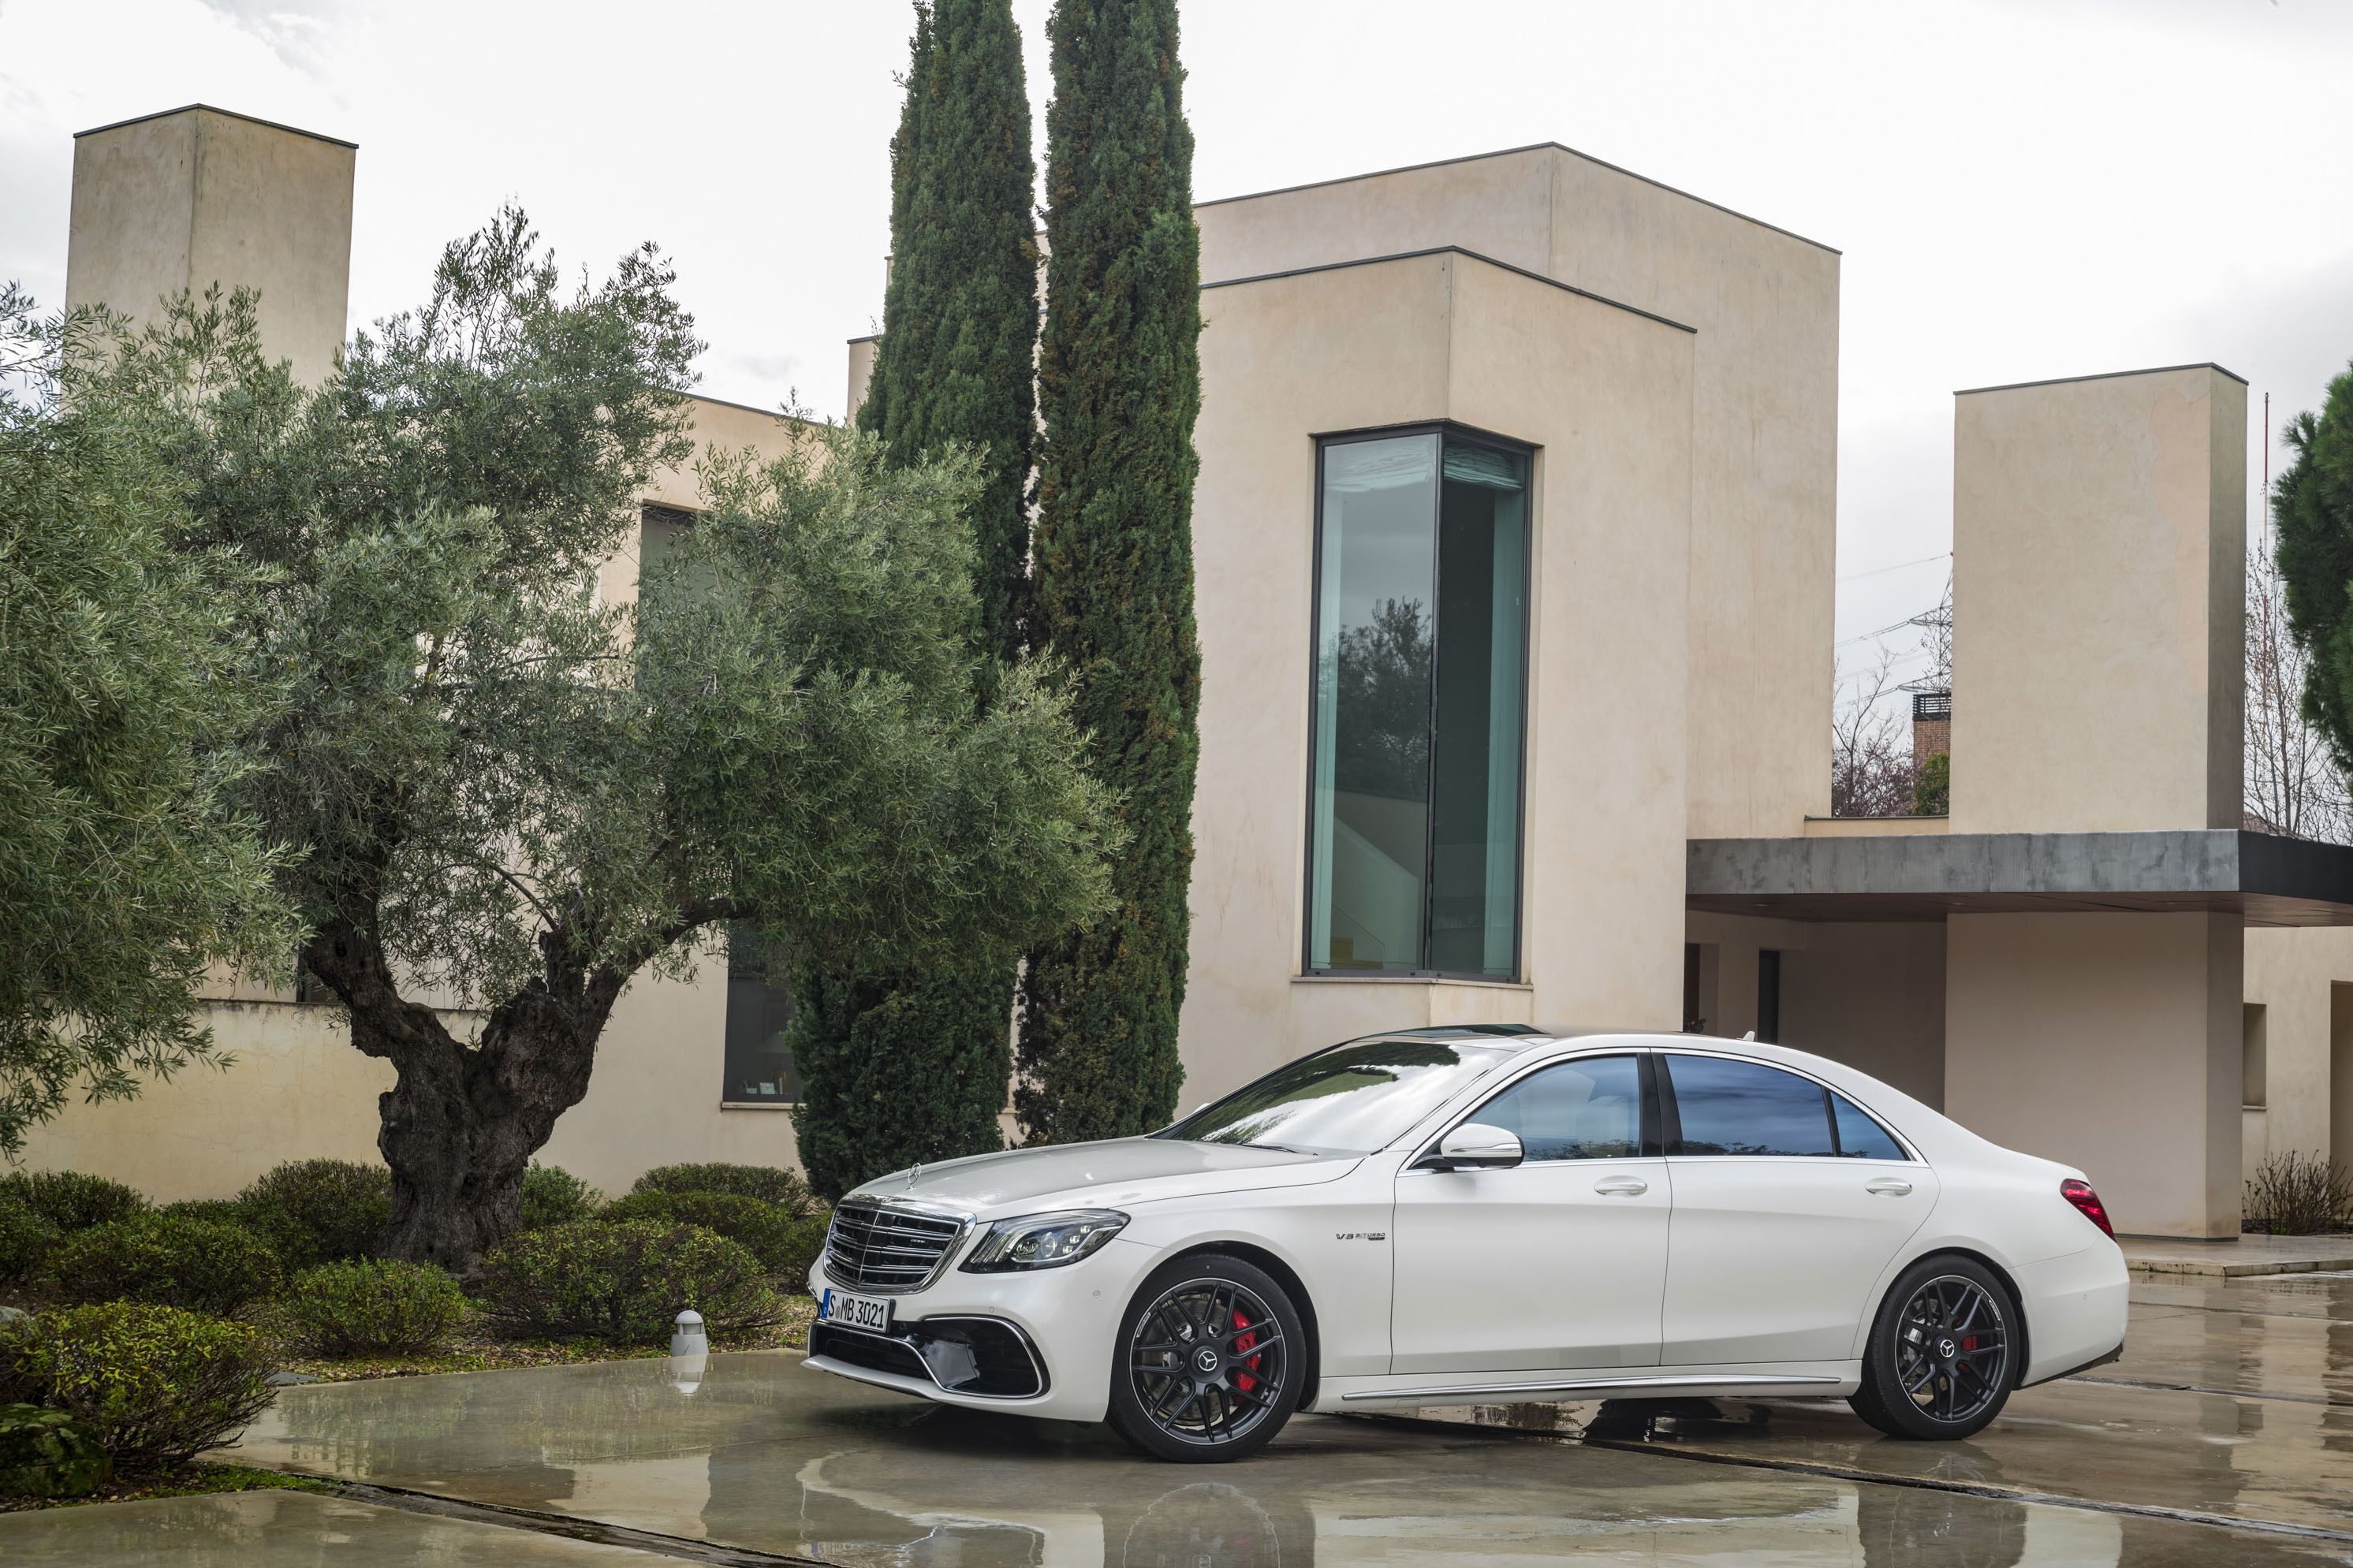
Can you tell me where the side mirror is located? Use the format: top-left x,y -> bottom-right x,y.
1419,1123 -> 1523,1172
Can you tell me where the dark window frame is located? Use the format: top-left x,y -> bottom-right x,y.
1300,421 -> 1538,983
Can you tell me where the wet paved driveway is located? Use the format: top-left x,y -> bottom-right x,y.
5,1270 -> 2348,1566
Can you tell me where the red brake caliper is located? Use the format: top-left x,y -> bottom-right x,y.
1232,1307 -> 1258,1393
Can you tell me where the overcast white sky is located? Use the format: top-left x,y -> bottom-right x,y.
6,0 -> 2351,691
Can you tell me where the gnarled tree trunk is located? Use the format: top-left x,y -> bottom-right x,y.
306,914 -> 628,1273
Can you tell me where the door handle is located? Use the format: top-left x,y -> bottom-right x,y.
1593,1175 -> 1649,1197
1865,1177 -> 1914,1197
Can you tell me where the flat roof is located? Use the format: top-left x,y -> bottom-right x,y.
1198,142 -> 1840,257
75,103 -> 356,151
1687,829 -> 2353,927
1955,362 -> 2247,397
1201,246 -> 1695,336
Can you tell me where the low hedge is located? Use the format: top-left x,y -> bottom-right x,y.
238,1160 -> 390,1270
0,1303 -> 276,1470
48,1212 -> 281,1315
0,1171 -> 147,1234
600,1190 -> 808,1274
0,1194 -> 60,1290
477,1220 -> 778,1344
630,1163 -> 818,1218
157,1198 -> 251,1229
0,1402 -> 111,1498
520,1162 -> 602,1231
283,1259 -> 465,1357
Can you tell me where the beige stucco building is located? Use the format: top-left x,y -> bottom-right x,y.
26,108 -> 2353,1237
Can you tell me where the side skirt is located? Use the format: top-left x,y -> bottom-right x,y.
1314,1365 -> 1859,1412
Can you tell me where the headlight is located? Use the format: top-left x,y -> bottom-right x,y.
960,1209 -> 1129,1272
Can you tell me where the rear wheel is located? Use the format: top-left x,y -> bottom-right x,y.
1851,1255 -> 2019,1440
1106,1253 -> 1303,1462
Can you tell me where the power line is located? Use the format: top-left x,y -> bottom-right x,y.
1837,549 -> 1950,584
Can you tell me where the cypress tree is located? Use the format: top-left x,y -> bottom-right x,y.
1017,0 -> 1202,1144
789,0 -> 1041,1199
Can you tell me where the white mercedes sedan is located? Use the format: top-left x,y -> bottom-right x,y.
804,1027 -> 2128,1462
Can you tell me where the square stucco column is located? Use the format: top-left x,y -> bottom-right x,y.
1946,912 -> 2241,1237
1949,364 -> 2245,836
67,105 -> 355,389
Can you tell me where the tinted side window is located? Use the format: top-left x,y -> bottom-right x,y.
1832,1093 -> 1907,1160
1474,1055 -> 1642,1162
1665,1056 -> 1836,1157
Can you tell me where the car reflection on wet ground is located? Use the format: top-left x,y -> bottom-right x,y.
4,1270 -> 2349,1566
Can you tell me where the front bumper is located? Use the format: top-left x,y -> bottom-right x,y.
804,1238 -> 1156,1424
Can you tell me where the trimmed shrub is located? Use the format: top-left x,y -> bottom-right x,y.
0,1303 -> 275,1469
0,1402 -> 111,1497
631,1163 -> 818,1218
49,1212 -> 280,1314
283,1260 -> 464,1357
0,1171 -> 147,1234
776,1213 -> 828,1294
0,1194 -> 60,1289
158,1198 -> 250,1228
603,1190 -> 808,1273
520,1162 -> 602,1231
238,1160 -> 390,1269
478,1220 -> 778,1344
0,1402 -> 111,1498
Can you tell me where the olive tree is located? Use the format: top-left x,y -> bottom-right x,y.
0,285 -> 296,1156
127,215 -> 1116,1268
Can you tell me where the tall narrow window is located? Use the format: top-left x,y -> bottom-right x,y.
1307,430 -> 1529,978
724,923 -> 800,1104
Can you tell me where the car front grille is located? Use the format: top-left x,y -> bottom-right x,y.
823,1200 -> 968,1293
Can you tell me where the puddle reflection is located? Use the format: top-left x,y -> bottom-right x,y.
228,1356 -> 2353,1566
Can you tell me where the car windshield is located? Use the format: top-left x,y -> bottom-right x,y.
1159,1037 -> 1522,1156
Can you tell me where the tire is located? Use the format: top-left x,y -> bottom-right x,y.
1106,1252 -> 1305,1462
1850,1254 -> 2019,1440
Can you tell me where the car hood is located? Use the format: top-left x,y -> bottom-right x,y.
845,1138 -> 1358,1219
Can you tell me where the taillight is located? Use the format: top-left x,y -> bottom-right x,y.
2061,1179 -> 2116,1239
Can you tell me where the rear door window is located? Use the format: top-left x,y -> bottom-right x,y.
1664,1055 -> 1837,1157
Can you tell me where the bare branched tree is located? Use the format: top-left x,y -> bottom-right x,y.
1832,650 -> 1920,818
2247,541 -> 2351,841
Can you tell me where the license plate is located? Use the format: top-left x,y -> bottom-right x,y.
820,1287 -> 893,1334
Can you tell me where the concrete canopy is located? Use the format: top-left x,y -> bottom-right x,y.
1687,830 -> 2353,926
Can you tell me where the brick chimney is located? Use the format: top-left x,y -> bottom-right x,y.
1911,689 -> 1951,761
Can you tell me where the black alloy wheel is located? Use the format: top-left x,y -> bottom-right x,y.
1107,1253 -> 1304,1462
1851,1254 -> 2018,1440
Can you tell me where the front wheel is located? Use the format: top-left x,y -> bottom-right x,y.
1851,1255 -> 2019,1440
1106,1253 -> 1304,1462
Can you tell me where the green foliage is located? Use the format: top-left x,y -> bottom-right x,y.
282,1260 -> 464,1357
113,215 -> 1114,1268
0,1302 -> 275,1469
1911,750 -> 1950,817
0,1195 -> 59,1289
774,1214 -> 828,1292
48,1212 -> 279,1314
861,0 -> 1040,669
156,1198 -> 248,1228
795,0 -> 1042,1202
0,1169 -> 148,1234
0,1402 -> 111,1498
1020,0 -> 1203,1144
630,1162 -> 818,1216
2276,366 -> 2353,769
520,1162 -> 602,1231
601,1190 -> 807,1273
476,1220 -> 777,1343
0,285 -> 299,1159
789,962 -> 1011,1198
237,1160 -> 390,1270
